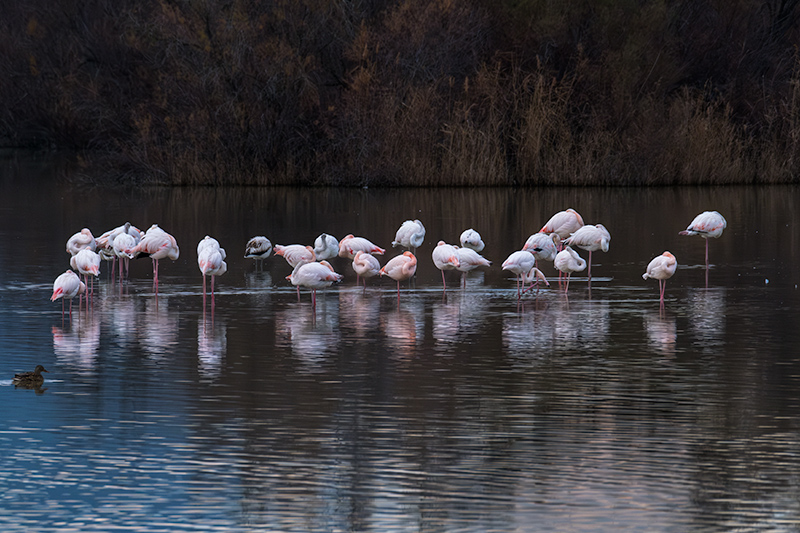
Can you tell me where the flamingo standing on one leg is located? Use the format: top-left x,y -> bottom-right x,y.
113,232 -> 137,281
70,248 -> 101,304
274,244 -> 315,297
352,251 -> 381,289
392,220 -> 426,255
380,251 -> 417,302
286,261 -> 343,308
244,236 -> 272,270
554,245 -> 586,294
313,233 -> 340,261
679,211 -> 727,269
198,238 -> 227,306
126,224 -> 180,295
563,224 -> 610,282
455,247 -> 491,287
643,251 -> 677,306
338,234 -> 385,260
459,228 -> 485,252
50,270 -> 86,318
502,250 -> 536,299
431,241 -> 460,291
539,208 -> 584,242
523,232 -> 560,269
66,228 -> 96,256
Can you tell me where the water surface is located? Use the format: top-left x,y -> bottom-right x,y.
1,153 -> 800,531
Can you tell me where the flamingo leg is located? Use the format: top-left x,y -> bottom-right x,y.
312,289 -> 317,308
441,270 -> 447,291
587,250 -> 593,282
565,273 -> 571,293
705,238 -> 709,269
203,274 -> 207,306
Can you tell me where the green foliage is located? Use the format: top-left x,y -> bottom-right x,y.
1,0 -> 799,185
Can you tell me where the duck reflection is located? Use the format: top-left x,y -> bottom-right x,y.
198,316 -> 227,379
687,288 -> 726,350
644,310 -> 677,357
274,299 -> 340,372
52,317 -> 101,373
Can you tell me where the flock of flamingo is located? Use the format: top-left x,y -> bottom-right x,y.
49,208 -> 727,315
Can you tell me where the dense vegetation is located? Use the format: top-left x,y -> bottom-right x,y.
2,0 -> 800,186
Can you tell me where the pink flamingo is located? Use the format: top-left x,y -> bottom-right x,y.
70,248 -> 100,303
274,244 -> 315,267
286,261 -> 343,308
50,270 -> 86,317
380,251 -> 418,300
643,251 -> 677,305
455,247 -> 491,287
126,224 -> 180,294
459,228 -> 485,252
679,211 -> 727,268
392,220 -> 426,254
66,228 -> 96,255
338,234 -> 385,260
431,241 -> 460,291
198,237 -> 227,304
539,208 -> 584,241
502,250 -> 536,299
352,251 -> 381,288
563,224 -> 610,282
313,233 -> 340,261
554,245 -> 586,294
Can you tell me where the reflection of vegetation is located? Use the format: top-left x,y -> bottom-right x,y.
2,0 -> 800,186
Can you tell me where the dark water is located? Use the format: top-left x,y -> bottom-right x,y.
2,153 -> 800,531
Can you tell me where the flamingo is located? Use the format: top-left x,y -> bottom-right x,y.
431,241 -> 460,290
244,236 -> 273,270
554,246 -> 587,294
539,208 -> 585,241
126,224 -> 180,294
643,251 -> 677,305
50,270 -> 86,317
66,228 -> 96,255
313,233 -> 340,261
97,223 -> 143,279
679,211 -> 727,268
274,244 -> 315,267
392,220 -> 426,253
286,261 -> 343,308
523,232 -> 560,267
338,234 -> 385,260
198,238 -> 227,303
563,224 -> 610,282
455,247 -> 491,287
521,266 -> 550,295
502,250 -> 536,299
113,232 -> 137,279
380,251 -> 417,300
352,251 -> 381,288
70,248 -> 101,302
459,228 -> 485,252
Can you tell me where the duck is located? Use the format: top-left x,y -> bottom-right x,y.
13,365 -> 49,387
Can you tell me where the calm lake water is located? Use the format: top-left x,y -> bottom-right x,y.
1,152 -> 800,532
